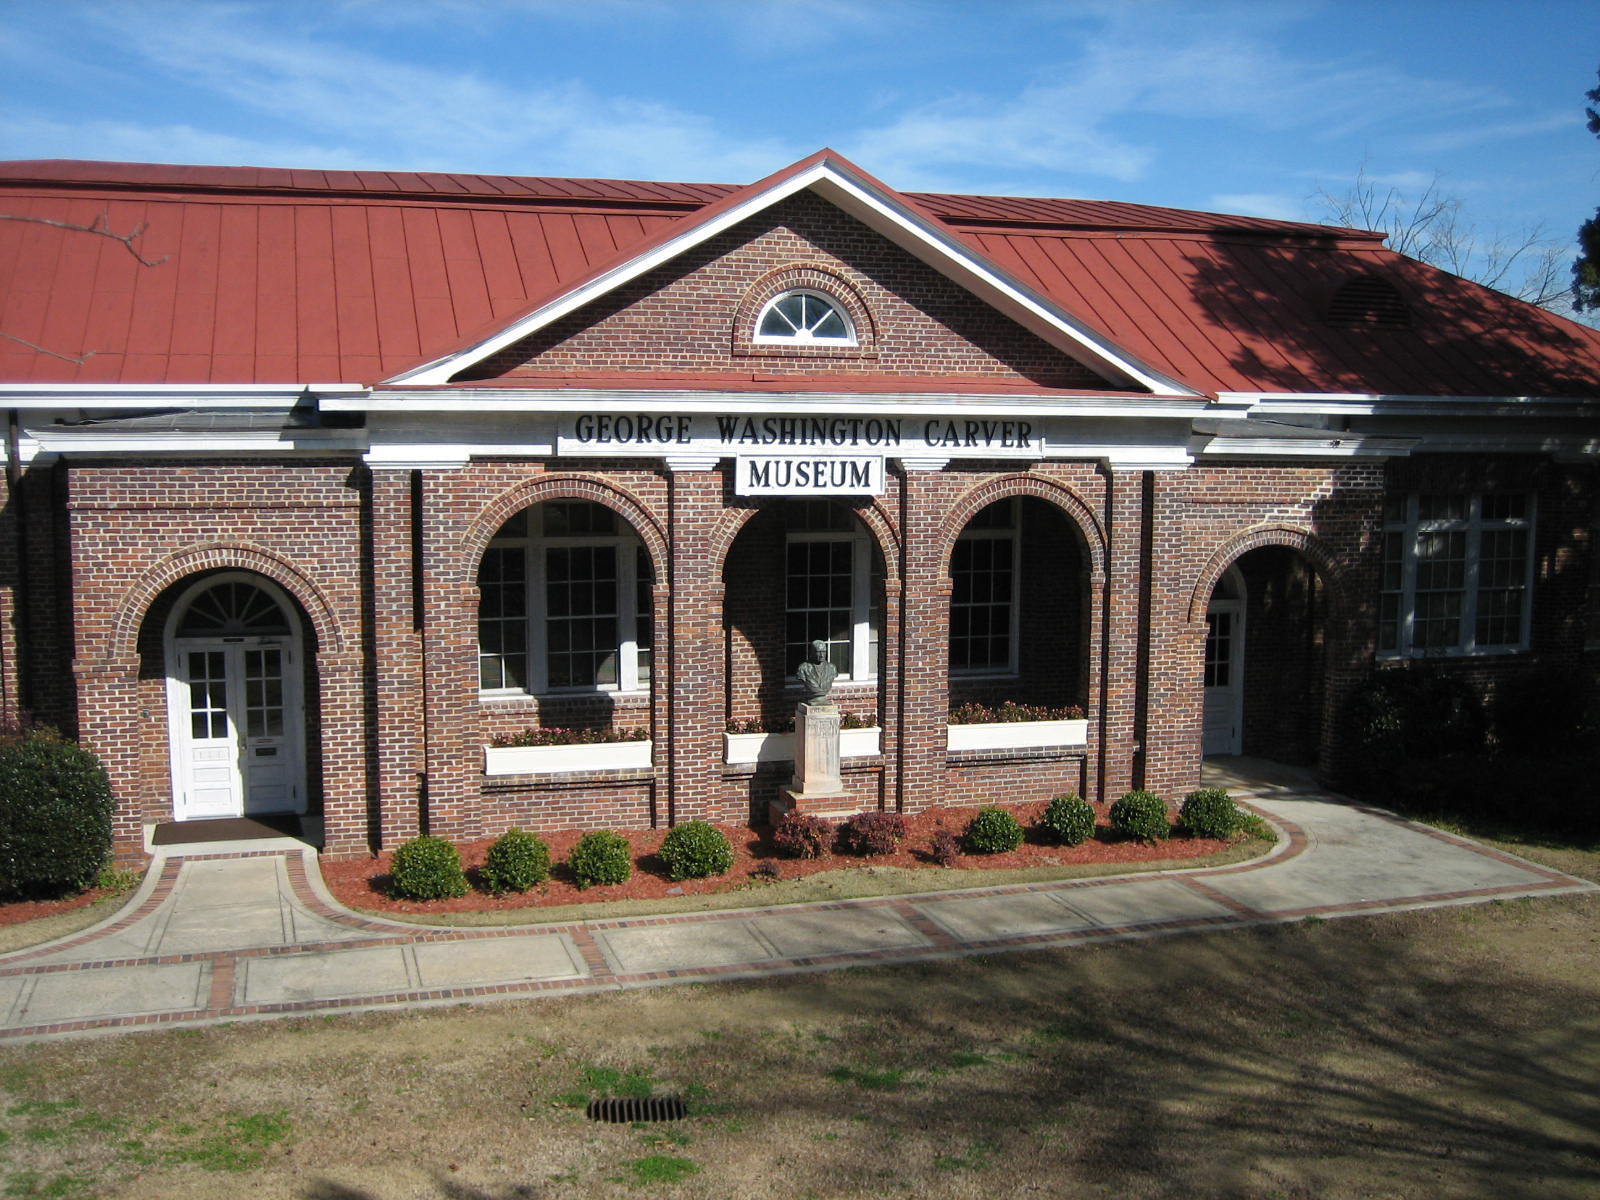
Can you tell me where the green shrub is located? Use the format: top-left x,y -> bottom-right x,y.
1179,788 -> 1241,839
658,820 -> 734,881
837,812 -> 907,857
1038,793 -> 1096,846
770,811 -> 833,859
389,835 -> 469,900
1110,790 -> 1170,842
481,827 -> 551,894
0,726 -> 113,899
962,807 -> 1025,854
569,830 -> 634,888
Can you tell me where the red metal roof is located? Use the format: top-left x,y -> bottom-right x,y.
3,157 -> 1598,397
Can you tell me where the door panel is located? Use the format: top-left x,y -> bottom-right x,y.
173,640 -> 302,819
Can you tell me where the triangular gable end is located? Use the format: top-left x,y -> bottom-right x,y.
382,150 -> 1202,397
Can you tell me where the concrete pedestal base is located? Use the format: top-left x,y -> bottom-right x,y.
769,786 -> 861,826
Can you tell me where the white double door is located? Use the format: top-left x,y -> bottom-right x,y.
171,638 -> 303,820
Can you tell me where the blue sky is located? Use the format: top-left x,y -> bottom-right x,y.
3,1 -> 1596,278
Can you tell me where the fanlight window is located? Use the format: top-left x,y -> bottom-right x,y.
755,290 -> 856,344
176,580 -> 292,637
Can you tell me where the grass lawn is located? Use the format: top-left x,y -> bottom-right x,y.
0,828 -> 1596,1199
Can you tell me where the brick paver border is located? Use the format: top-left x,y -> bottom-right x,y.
0,794 -> 1593,1042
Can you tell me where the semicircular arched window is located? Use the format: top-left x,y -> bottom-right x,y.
754,290 -> 857,345
176,579 -> 292,637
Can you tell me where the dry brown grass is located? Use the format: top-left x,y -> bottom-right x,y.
1,871 -> 1597,1199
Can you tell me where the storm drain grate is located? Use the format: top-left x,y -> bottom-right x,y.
586,1096 -> 689,1123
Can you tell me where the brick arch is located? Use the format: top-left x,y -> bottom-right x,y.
1187,524 -> 1345,623
937,474 -> 1106,578
463,474 -> 669,580
111,544 -> 344,660
711,496 -> 902,581
732,263 -> 878,356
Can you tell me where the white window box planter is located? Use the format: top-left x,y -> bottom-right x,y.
484,740 -> 653,776
946,718 -> 1088,753
724,727 -> 882,765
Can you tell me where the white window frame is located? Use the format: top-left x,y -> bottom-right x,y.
478,506 -> 652,696
950,500 -> 1022,677
785,527 -> 877,684
1379,491 -> 1535,658
753,289 -> 858,346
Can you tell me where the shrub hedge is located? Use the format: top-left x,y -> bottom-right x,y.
658,820 -> 735,881
389,835 -> 469,900
1110,791 -> 1170,842
481,827 -> 552,894
963,807 -> 1025,854
1038,793 -> 1096,846
771,812 -> 834,859
568,831 -> 634,888
0,726 -> 113,899
837,811 -> 907,857
1179,788 -> 1241,839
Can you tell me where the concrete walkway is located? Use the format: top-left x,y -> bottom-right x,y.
1,767 -> 1594,1042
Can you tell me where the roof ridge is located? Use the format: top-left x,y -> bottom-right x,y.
0,159 -> 1378,240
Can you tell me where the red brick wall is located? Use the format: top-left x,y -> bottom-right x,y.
24,441 -> 1594,863
464,194 -> 1117,389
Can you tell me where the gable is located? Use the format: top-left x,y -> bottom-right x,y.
456,193 -> 1125,391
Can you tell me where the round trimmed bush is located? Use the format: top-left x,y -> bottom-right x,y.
481,827 -> 552,894
659,820 -> 734,881
389,835 -> 469,900
568,830 -> 634,889
0,727 -> 112,898
963,807 -> 1025,854
1179,788 -> 1241,839
1109,790 -> 1170,842
771,811 -> 833,859
1038,792 -> 1096,846
837,811 -> 907,857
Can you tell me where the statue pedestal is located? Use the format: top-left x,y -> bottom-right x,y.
771,701 -> 855,823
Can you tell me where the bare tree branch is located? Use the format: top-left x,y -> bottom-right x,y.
1314,162 -> 1592,323
0,207 -> 168,362
0,209 -> 168,267
0,330 -> 94,365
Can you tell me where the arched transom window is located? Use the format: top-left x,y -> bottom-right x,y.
755,290 -> 856,344
176,578 -> 292,637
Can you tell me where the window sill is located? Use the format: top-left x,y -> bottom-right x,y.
946,718 -> 1088,752
479,689 -> 651,704
484,741 -> 653,776
1375,646 -> 1528,662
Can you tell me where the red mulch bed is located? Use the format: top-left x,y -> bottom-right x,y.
320,800 -> 1235,917
0,884 -> 124,927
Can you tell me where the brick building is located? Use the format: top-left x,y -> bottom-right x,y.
1,150 -> 1596,860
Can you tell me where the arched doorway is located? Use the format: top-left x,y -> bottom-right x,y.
1203,565 -> 1246,755
164,573 -> 306,820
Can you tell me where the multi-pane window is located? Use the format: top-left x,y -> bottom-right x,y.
784,501 -> 880,680
950,500 -> 1020,673
1379,491 -> 1534,656
1204,612 -> 1233,687
478,502 -> 654,694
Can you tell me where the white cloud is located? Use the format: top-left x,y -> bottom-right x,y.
61,3 -> 796,181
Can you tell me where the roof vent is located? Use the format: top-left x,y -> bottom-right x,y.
1326,275 -> 1411,329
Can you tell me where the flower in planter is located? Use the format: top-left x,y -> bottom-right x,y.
491,726 -> 649,748
948,700 -> 1085,725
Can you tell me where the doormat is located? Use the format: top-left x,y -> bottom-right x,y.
151,813 -> 307,846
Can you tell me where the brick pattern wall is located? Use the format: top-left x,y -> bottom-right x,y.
8,445 -> 1591,863
463,193 -> 1117,389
